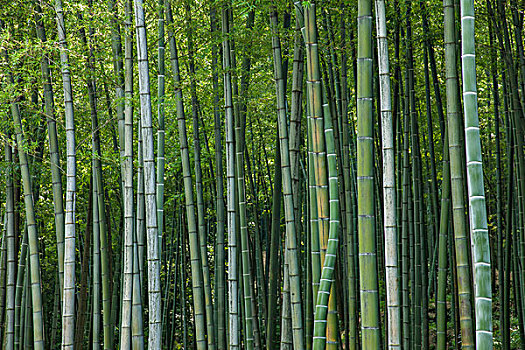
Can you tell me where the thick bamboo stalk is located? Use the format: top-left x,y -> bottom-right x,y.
133,0 -> 162,346
120,0 -> 135,346
443,0 -> 475,346
53,0 -> 78,345
9,76 -> 45,350
290,3 -> 305,263
281,252 -> 293,350
311,85 -> 340,350
131,226 -> 144,350
375,0 -> 400,347
459,1 -> 493,347
357,0 -> 381,347
303,5 -> 339,346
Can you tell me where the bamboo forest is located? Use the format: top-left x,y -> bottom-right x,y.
1,0 -> 525,348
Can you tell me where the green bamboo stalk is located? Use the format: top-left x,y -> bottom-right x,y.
236,88 -> 256,347
120,0 -> 135,346
303,5 -> 338,346
165,3 -> 207,347
450,215 -> 460,348
209,6 -> 226,349
281,253 -> 293,350
337,4 -> 357,348
404,2 -> 424,346
128,0 -> 144,346
444,0 -> 475,346
168,210 -> 181,349
232,8 -> 260,344
107,170 -> 122,342
161,214 -> 175,346
459,1 -> 493,347
322,17 -> 346,280
18,256 -> 25,350
326,64 -> 343,350
270,8 -> 305,349
436,129 -> 451,350
420,140 -> 429,350
74,180 -> 92,349
305,40 -> 321,329
19,245 -> 27,350
0,185 -> 8,349
221,4 -> 240,348
304,1 -> 329,275
266,132 -> 282,350
23,257 -> 32,350
133,0 -> 162,346
235,63 -> 255,350
290,3 -> 305,267
237,233 -> 246,346
305,197 -> 314,350
311,84 -> 340,350
407,149 -> 415,349
180,226 -> 188,349
343,111 -> 358,344
136,115 -> 145,304
357,0 -> 380,347
185,5 -> 216,349
92,175 -> 101,350
244,144 -> 267,344
9,75 -> 45,350
14,227 -> 28,350
5,142 -> 15,350
422,41 -> 439,300
156,0 -> 166,262
61,62 -> 77,348
244,146 -> 267,347
131,210 -> 144,350
107,0 -> 125,153
89,66 -> 112,350
53,0 -> 78,344
400,72 -> 411,350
